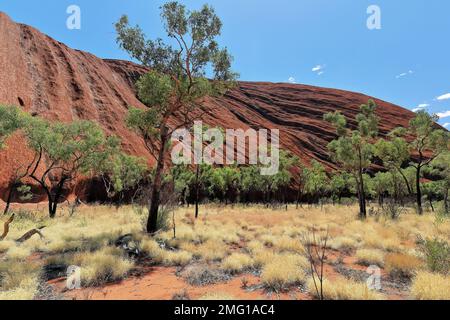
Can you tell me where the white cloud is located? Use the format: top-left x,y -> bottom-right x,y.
312,65 -> 325,75
396,70 -> 414,79
288,77 -> 296,84
443,123 -> 450,128
436,110 -> 450,119
436,93 -> 450,101
412,103 -> 430,112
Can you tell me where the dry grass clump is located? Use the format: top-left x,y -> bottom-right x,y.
5,245 -> 31,260
410,271 -> 450,300
385,253 -> 423,278
140,238 -> 165,263
193,240 -> 228,262
71,247 -> 133,287
355,249 -> 385,266
163,250 -> 193,266
307,277 -> 384,300
272,236 -> 305,254
0,260 -> 40,300
181,265 -> 230,286
253,249 -> 276,268
0,240 -> 16,253
328,236 -> 359,251
221,253 -> 254,273
261,254 -> 307,291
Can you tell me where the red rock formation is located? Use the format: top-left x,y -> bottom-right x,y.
0,12 -> 417,201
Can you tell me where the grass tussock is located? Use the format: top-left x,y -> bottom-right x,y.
355,249 -> 385,266
307,277 -> 384,300
71,247 -> 134,287
385,253 -> 423,278
410,271 -> 450,300
221,253 -> 254,273
261,254 -> 307,291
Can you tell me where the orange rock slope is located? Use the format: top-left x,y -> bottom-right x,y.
0,12 -> 416,200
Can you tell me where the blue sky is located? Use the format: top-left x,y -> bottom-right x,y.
1,0 -> 449,127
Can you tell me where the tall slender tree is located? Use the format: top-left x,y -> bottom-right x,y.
324,100 -> 379,218
115,2 -> 237,233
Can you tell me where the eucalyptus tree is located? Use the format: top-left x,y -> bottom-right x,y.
389,111 -> 449,214
324,99 -> 379,218
426,151 -> 450,213
303,160 -> 329,206
330,171 -> 351,205
115,2 -> 237,233
23,118 -> 117,218
240,165 -> 264,204
375,136 -> 413,196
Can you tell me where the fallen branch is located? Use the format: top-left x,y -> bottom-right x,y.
16,226 -> 46,243
0,214 -> 15,240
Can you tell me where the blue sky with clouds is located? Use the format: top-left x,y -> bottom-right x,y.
1,0 -> 449,127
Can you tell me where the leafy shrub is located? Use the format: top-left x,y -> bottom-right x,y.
418,237 -> 450,275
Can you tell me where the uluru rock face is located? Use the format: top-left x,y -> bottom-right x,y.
0,12 -> 416,201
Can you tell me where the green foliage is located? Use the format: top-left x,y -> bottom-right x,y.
303,160 -> 329,198
418,237 -> 450,275
24,118 -> 107,177
324,99 -> 379,217
116,2 -> 237,232
94,137 -> 148,198
0,105 -> 25,148
16,185 -> 32,202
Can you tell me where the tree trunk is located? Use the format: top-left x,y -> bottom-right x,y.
429,198 -> 434,212
3,183 -> 15,215
416,166 -> 423,215
147,129 -> 168,234
194,165 -> 200,219
358,170 -> 367,219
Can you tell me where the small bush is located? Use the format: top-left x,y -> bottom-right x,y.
411,271 -> 450,300
182,265 -> 230,286
418,237 -> 450,275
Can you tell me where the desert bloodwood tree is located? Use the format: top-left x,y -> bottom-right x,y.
324,100 -> 379,218
115,2 -> 237,233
